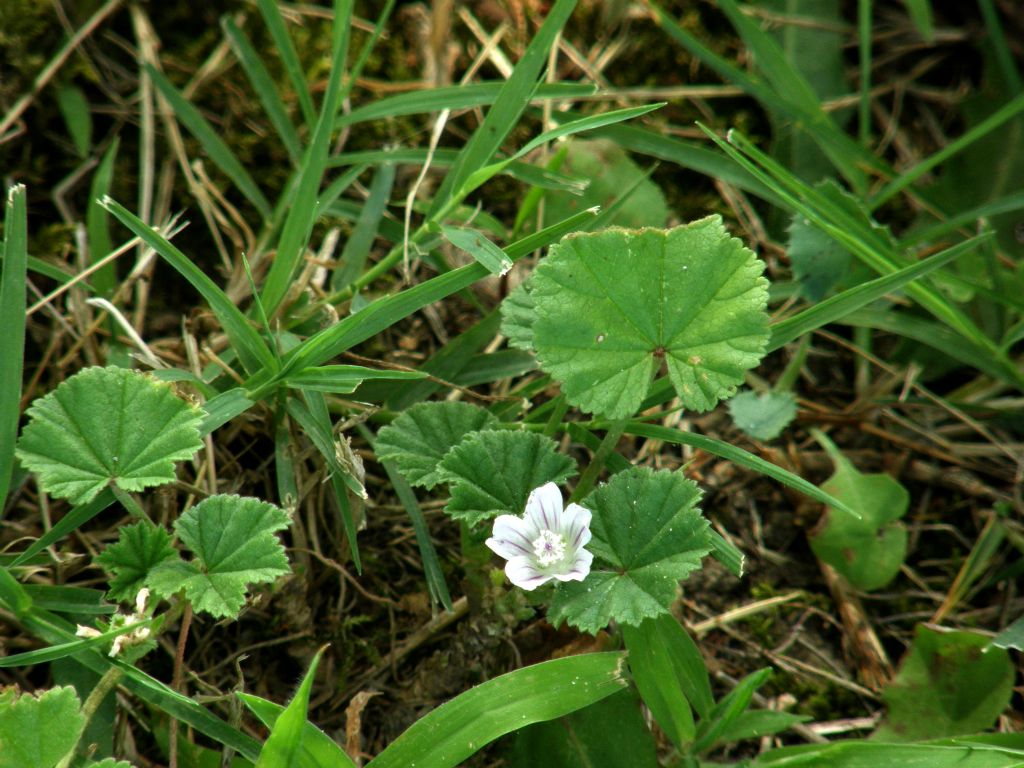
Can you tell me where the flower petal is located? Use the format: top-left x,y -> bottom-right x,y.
487,515 -> 535,560
525,482 -> 564,533
552,548 -> 594,582
505,556 -> 552,591
561,502 -> 593,550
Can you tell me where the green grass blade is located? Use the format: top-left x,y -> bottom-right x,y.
86,139 -> 119,295
902,0 -> 935,42
266,208 -> 601,389
261,0 -> 353,316
622,422 -> 856,516
146,64 -> 272,219
426,0 -> 578,218
0,619 -> 152,667
899,192 -> 1024,246
0,566 -> 32,616
858,0 -> 873,143
978,0 -> 1022,94
768,234 -> 989,350
715,0 -> 866,190
257,0 -> 316,129
871,91 -> 1024,208
0,185 -> 27,511
332,163 -> 395,291
240,692 -> 358,768
255,650 -> 323,767
285,394 -> 362,569
366,653 -> 628,768
336,82 -> 595,129
102,197 -> 277,375
222,16 -> 303,165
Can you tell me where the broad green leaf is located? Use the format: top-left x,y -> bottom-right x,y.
15,367 -> 204,505
507,689 -> 657,768
239,692 -> 357,768
547,468 -> 712,633
717,709 -> 809,743
752,739 -> 1024,767
0,686 -> 84,768
808,431 -> 908,591
437,430 -> 576,525
542,139 -> 669,230
256,650 -> 323,768
366,652 -> 628,768
622,615 -> 713,747
500,278 -> 536,352
530,217 -> 769,418
727,390 -> 797,441
94,521 -> 177,601
374,402 -> 499,489
787,214 -> 851,300
876,625 -> 1014,741
147,495 -> 290,619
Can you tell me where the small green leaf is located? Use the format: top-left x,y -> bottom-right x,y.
375,402 -> 499,489
548,468 -> 712,633
16,367 -> 204,505
85,759 -> 135,768
500,279 -> 537,352
56,85 -> 92,158
0,686 -> 84,768
808,431 -> 908,591
95,521 -> 177,601
530,217 -> 769,418
256,650 -> 323,768
876,625 -> 1015,741
147,495 -> 290,619
437,430 -> 576,525
991,615 -> 1024,651
727,390 -> 797,441
787,214 -> 851,301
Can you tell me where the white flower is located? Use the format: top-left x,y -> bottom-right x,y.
486,482 -> 593,591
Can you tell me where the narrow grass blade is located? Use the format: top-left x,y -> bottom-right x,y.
0,619 -> 152,667
223,16 -> 302,165
899,192 -> 1024,246
261,0 -> 352,316
0,185 -> 27,510
101,197 -> 277,375
336,82 -> 594,129
871,91 -> 1024,208
285,394 -> 362,569
0,567 -> 32,616
285,364 -> 425,393
332,163 -> 395,291
439,225 -> 512,276
768,234 -> 988,350
86,139 -> 119,295
426,0 -> 578,218
932,513 -> 1006,623
267,208 -> 601,389
240,691 -> 358,768
147,64 -> 272,219
622,422 -> 856,516
11,490 -> 115,567
257,0 -> 316,129
366,653 -> 628,768
902,0 -> 935,42
255,649 -> 323,768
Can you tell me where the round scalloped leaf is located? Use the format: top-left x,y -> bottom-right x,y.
146,495 -> 290,619
547,468 -> 712,634
727,390 -> 797,441
95,521 -> 178,602
437,429 -> 577,526
375,401 -> 499,489
530,217 -> 769,418
15,366 -> 204,505
499,278 -> 537,352
0,686 -> 85,768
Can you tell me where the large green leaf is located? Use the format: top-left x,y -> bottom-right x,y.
16,367 -> 204,505
547,468 -> 712,633
375,401 -> 499,489
437,430 -> 576,526
808,431 -> 908,591
147,495 -> 290,618
0,686 -> 84,768
530,217 -> 769,418
876,625 -> 1014,741
366,652 -> 627,768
